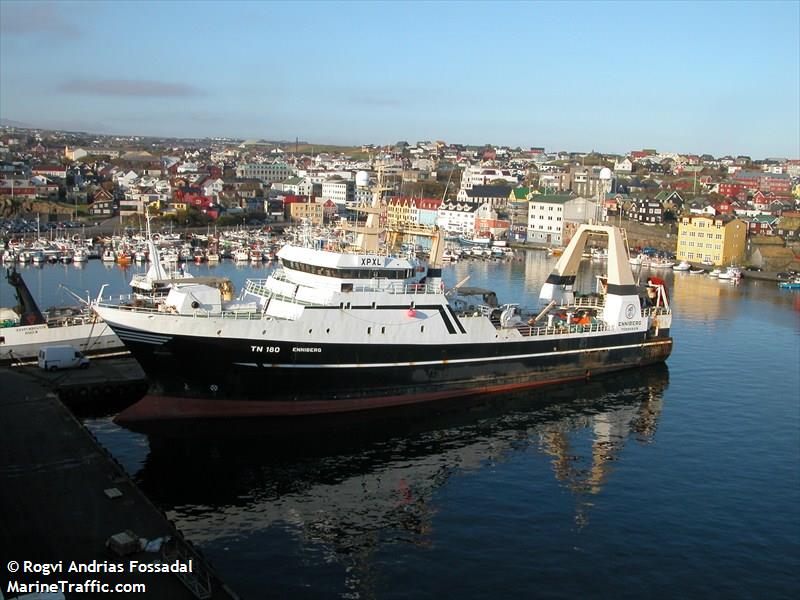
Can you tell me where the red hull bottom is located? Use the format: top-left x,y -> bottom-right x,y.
115,374 -> 590,423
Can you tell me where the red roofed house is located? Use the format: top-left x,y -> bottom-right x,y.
712,199 -> 734,215
718,182 -> 746,199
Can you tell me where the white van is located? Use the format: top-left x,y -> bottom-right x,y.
38,345 -> 90,371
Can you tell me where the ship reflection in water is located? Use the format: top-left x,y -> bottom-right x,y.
127,365 -> 668,597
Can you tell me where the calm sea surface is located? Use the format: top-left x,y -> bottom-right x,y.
3,253 -> 799,599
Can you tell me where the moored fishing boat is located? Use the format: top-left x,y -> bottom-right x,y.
94,179 -> 673,424
718,266 -> 742,282
778,277 -> 800,289
1,268 -> 124,364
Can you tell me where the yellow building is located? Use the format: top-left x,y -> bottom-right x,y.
386,197 -> 418,230
676,214 -> 747,266
288,200 -> 324,225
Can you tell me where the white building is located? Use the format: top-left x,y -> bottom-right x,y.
563,196 -> 599,225
437,201 -> 481,234
321,179 -> 355,206
114,170 -> 139,190
201,178 -> 225,200
235,162 -> 295,184
177,161 -> 199,174
527,195 -> 569,246
279,176 -> 317,197
614,157 -> 633,173
460,165 -> 518,189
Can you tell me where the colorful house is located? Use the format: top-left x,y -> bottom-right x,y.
676,214 -> 747,266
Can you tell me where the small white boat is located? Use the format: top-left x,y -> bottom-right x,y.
101,249 -> 116,263
718,267 -> 742,281
442,249 -> 459,262
628,255 -> 642,266
234,249 -> 250,262
709,269 -> 722,278
651,259 -> 675,269
689,268 -> 705,275
673,261 -> 691,272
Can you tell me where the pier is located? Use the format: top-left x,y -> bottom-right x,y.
0,364 -> 238,599
6,355 -> 150,409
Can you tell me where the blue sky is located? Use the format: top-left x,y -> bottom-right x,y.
1,0 -> 798,158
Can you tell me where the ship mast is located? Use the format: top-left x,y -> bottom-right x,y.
144,206 -> 167,281
346,168 -> 390,253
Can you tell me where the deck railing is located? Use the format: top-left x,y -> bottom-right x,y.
572,295 -> 606,309
244,273 -> 441,300
511,320 -> 614,337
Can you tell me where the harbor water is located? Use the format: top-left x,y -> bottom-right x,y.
2,253 -> 799,598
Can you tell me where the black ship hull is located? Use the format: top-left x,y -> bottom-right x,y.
114,326 -> 672,422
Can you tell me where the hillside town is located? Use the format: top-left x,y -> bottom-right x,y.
1,126 -> 799,270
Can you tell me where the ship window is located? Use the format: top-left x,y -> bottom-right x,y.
420,326 -> 425,332
381,327 -> 385,334
367,327 -> 372,334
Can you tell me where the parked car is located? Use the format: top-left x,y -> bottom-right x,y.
38,345 -> 90,371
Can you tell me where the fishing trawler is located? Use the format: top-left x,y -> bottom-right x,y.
93,181 -> 673,423
1,269 -> 124,364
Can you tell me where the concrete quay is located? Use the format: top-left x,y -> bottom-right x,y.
8,356 -> 150,410
0,366 -> 238,599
